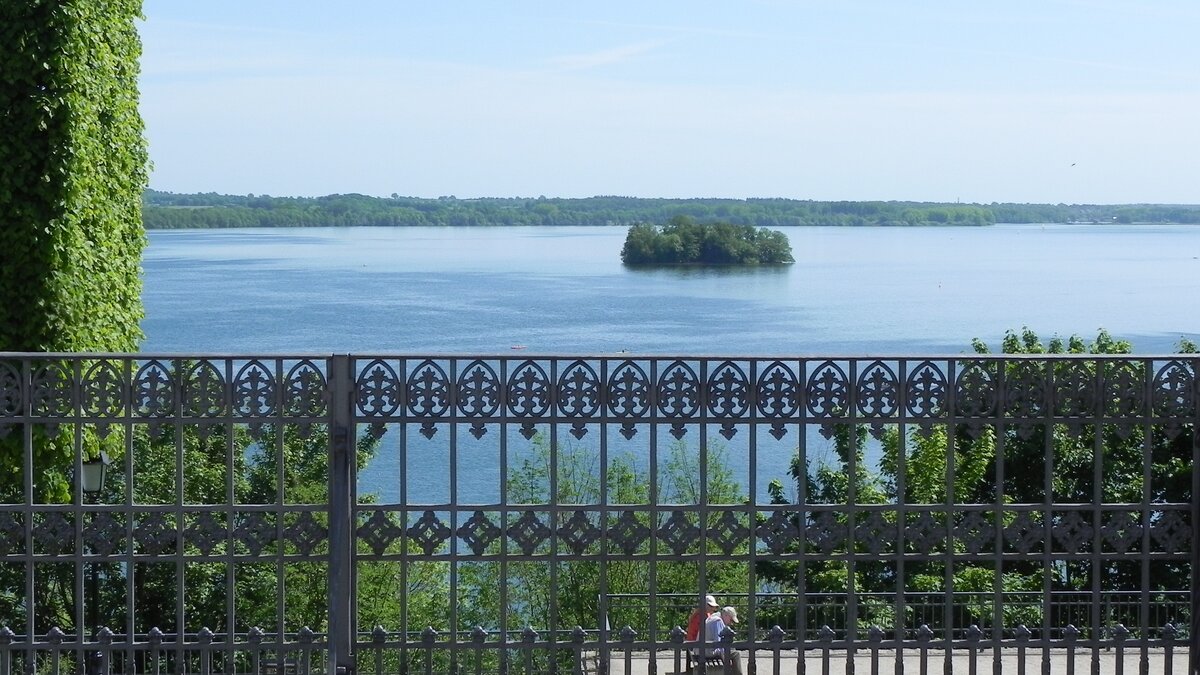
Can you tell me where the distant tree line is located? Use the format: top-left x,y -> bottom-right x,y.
142,190 -> 1200,229
621,216 -> 794,265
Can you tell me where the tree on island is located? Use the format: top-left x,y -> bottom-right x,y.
620,215 -> 795,265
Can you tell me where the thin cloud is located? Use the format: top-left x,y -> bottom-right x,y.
546,40 -> 667,72
565,18 -> 765,40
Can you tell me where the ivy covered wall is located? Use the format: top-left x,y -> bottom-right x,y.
0,1 -> 148,352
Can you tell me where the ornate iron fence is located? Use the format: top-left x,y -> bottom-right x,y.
0,353 -> 1196,675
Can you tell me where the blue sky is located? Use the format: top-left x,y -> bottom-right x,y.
139,1 -> 1199,203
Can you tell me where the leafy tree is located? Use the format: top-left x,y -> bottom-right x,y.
620,216 -> 795,265
141,190 -> 1200,229
968,328 -> 1195,596
456,434 -> 748,640
758,329 -> 1195,634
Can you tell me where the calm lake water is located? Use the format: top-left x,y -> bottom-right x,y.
142,224 -> 1200,356
140,224 -> 1200,503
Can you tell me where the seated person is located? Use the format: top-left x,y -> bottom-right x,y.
702,606 -> 742,675
686,594 -> 720,641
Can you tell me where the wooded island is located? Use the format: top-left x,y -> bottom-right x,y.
621,216 -> 794,265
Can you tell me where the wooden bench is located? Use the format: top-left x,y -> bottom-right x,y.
259,658 -> 299,675
686,649 -> 726,673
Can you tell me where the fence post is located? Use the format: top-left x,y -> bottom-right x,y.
1192,358 -> 1199,675
328,355 -> 356,675
1191,421 -> 1198,674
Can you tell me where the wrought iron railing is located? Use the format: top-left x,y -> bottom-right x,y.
0,353 -> 1196,675
604,591 -> 1192,640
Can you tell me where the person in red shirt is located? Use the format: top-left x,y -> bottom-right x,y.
686,594 -> 720,641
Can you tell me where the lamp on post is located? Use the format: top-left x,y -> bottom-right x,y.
80,452 -> 111,497
80,452 -> 110,675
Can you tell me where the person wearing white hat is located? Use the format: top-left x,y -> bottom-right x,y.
686,594 -> 720,642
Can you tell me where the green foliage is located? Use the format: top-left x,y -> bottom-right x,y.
0,419 -> 389,636
0,4 -> 149,506
461,434 -> 749,636
758,329 -> 1195,634
0,2 -> 148,352
620,216 -> 795,265
142,190 -> 1200,229
141,191 -> 1014,229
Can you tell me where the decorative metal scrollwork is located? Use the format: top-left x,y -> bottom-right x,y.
557,510 -> 600,554
557,360 -> 600,418
133,513 -> 176,555
905,360 -> 946,419
607,361 -> 649,418
806,511 -> 846,555
908,511 -> 946,555
756,361 -> 798,418
755,510 -> 798,555
1149,510 -> 1189,552
31,361 -> 73,418
609,511 -> 649,555
1152,361 -> 1194,416
186,512 -> 225,555
407,360 -> 449,417
508,511 -> 550,555
84,511 -> 125,556
657,510 -> 699,555
134,358 -> 172,418
953,511 -> 994,555
955,361 -> 997,438
1052,511 -> 1093,554
407,510 -> 451,555
856,361 -> 898,419
854,511 -> 894,555
233,360 -> 276,417
456,361 -> 500,417
1099,511 -> 1141,553
34,511 -> 74,555
707,511 -> 747,555
0,361 -> 21,418
357,359 -> 401,417
1005,361 -> 1046,438
657,361 -> 698,417
506,361 -> 550,417
0,512 -> 22,555
806,361 -> 847,418
284,360 -> 327,417
287,511 -> 327,555
706,361 -> 749,418
457,511 -> 501,555
1152,361 -> 1194,438
955,360 -> 997,418
1052,361 -> 1096,434
1102,361 -> 1145,419
1003,511 -> 1043,554
184,360 -> 226,417
234,512 -> 276,556
357,510 -> 402,555
83,360 -> 126,419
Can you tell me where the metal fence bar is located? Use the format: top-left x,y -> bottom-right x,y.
329,355 -> 354,675
1192,378 -> 1199,675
